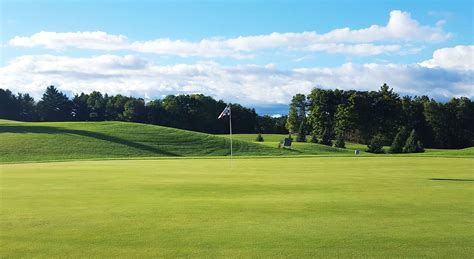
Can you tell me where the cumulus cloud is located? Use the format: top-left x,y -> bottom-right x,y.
8,10 -> 448,57
419,45 -> 474,70
1,49 -> 472,106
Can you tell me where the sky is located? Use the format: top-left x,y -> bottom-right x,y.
0,0 -> 473,115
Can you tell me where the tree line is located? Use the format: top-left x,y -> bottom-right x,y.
286,84 -> 474,151
0,86 -> 287,134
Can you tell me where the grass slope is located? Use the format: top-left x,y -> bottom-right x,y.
1,157 -> 473,257
227,134 -> 474,157
0,120 -> 293,162
0,120 -> 355,163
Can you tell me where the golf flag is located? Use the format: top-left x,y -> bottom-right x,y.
218,105 -> 233,161
218,105 -> 231,119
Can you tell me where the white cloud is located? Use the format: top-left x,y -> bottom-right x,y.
419,45 -> 474,70
8,10 -> 449,57
1,49 -> 472,106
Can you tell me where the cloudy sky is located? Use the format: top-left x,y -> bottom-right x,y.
1,0 -> 472,115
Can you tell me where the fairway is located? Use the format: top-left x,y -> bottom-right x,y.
1,157 -> 473,258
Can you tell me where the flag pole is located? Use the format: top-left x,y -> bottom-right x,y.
229,104 -> 233,160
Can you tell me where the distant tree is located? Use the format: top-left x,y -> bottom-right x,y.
72,93 -> 90,121
87,91 -> 106,120
310,132 -> 318,143
286,94 -> 306,134
37,86 -> 72,121
0,89 -> 20,120
403,129 -> 424,153
320,128 -> 332,146
296,119 -> 307,142
367,134 -> 384,153
146,99 -> 167,125
123,98 -> 146,122
389,127 -> 409,153
255,134 -> 264,142
334,134 -> 345,148
17,93 -> 38,121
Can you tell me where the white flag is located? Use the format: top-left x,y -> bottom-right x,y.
218,105 -> 231,119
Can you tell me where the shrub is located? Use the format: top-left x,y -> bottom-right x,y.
255,134 -> 264,142
310,133 -> 318,143
319,128 -> 332,146
389,127 -> 408,153
367,134 -> 384,153
403,129 -> 424,153
334,134 -> 345,148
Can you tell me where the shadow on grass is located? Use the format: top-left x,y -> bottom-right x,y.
0,125 -> 179,156
429,178 -> 474,182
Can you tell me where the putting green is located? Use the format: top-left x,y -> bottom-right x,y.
1,157 -> 473,257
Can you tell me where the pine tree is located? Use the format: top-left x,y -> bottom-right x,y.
334,134 -> 345,148
389,127 -> 408,153
403,129 -> 424,153
296,119 -> 307,142
320,128 -> 332,146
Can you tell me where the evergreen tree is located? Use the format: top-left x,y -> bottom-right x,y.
389,127 -> 408,153
367,134 -> 384,153
296,119 -> 307,142
37,86 -> 72,121
334,133 -> 345,148
255,134 -> 264,142
403,129 -> 424,153
320,128 -> 332,146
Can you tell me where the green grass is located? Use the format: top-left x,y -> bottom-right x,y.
227,134 -> 474,157
0,120 -> 365,163
0,120 -> 296,163
1,157 -> 473,257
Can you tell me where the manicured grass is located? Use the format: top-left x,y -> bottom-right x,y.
1,157 -> 473,257
0,120 -> 292,162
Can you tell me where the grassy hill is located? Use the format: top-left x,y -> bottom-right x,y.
0,120 -> 296,162
1,120 -> 471,163
224,133 -> 474,157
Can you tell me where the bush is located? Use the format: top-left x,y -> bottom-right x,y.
389,127 -> 408,153
310,133 -> 318,143
255,134 -> 264,142
319,128 -> 332,146
334,134 -> 345,148
367,134 -> 384,153
403,129 -> 424,153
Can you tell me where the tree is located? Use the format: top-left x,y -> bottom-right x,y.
286,94 -> 306,134
389,127 -> 408,153
403,129 -> 424,153
320,128 -> 332,146
72,93 -> 90,121
334,104 -> 351,149
255,134 -> 264,142
37,86 -> 72,121
367,134 -> 384,153
87,91 -> 106,120
123,98 -> 146,122
296,119 -> 307,142
334,134 -> 345,148
310,132 -> 318,143
0,89 -> 20,120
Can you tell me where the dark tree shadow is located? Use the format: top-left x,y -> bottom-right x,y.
429,178 -> 474,182
0,125 -> 179,156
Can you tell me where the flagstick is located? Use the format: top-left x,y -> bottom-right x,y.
229,105 -> 233,163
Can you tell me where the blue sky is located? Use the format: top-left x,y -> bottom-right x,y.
1,0 -> 473,114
